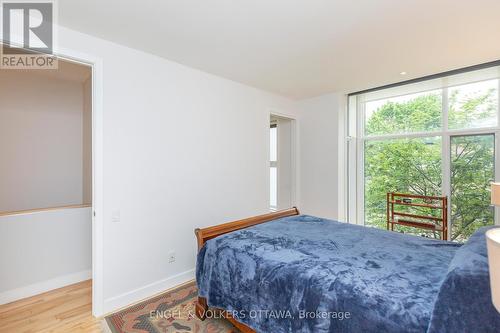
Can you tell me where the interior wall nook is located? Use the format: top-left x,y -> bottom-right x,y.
0,61 -> 92,212
0,59 -> 93,305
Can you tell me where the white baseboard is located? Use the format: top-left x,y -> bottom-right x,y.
0,269 -> 92,305
101,319 -> 113,333
103,268 -> 195,314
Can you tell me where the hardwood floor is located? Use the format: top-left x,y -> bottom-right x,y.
0,280 -> 103,333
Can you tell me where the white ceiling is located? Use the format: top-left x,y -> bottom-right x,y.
59,0 -> 500,99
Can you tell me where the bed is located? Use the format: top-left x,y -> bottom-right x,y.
195,208 -> 500,333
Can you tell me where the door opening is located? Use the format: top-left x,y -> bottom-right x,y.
270,114 -> 295,211
0,56 -> 93,308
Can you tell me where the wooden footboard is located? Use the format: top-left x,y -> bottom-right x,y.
194,207 -> 300,332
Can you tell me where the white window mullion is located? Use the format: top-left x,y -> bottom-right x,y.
347,96 -> 359,225
495,76 -> 500,225
356,137 -> 365,225
365,127 -> 500,142
495,130 -> 500,225
356,98 -> 365,225
442,86 -> 452,240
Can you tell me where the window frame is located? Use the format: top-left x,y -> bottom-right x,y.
347,66 -> 500,240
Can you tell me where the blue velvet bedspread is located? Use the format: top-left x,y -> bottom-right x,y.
196,215 -> 498,332
427,226 -> 500,333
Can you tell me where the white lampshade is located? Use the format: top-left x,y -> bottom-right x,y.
487,228 -> 500,313
491,183 -> 500,206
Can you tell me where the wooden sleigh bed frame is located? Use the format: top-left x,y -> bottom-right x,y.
194,207 -> 300,333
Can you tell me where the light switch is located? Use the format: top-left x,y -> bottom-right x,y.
111,210 -> 120,223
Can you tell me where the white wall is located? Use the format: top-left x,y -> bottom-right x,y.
54,27 -> 298,314
82,77 -> 92,204
296,93 -> 344,221
0,207 -> 92,304
0,71 -> 91,212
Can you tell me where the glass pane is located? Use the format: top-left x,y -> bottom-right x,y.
448,80 -> 498,130
365,90 -> 442,136
451,135 -> 495,242
270,126 -> 277,162
270,167 -> 277,209
364,137 -> 442,236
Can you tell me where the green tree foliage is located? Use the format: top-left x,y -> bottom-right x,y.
366,93 -> 442,136
449,87 -> 497,129
450,135 -> 494,241
364,89 -> 496,241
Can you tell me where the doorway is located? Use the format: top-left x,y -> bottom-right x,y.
0,57 -> 93,307
270,114 -> 296,211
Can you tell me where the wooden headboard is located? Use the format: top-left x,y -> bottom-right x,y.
194,207 -> 300,250
194,207 -> 300,332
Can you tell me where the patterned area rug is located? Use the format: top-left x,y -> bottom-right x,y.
105,281 -> 239,333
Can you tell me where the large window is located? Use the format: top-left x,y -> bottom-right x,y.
348,65 -> 500,241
